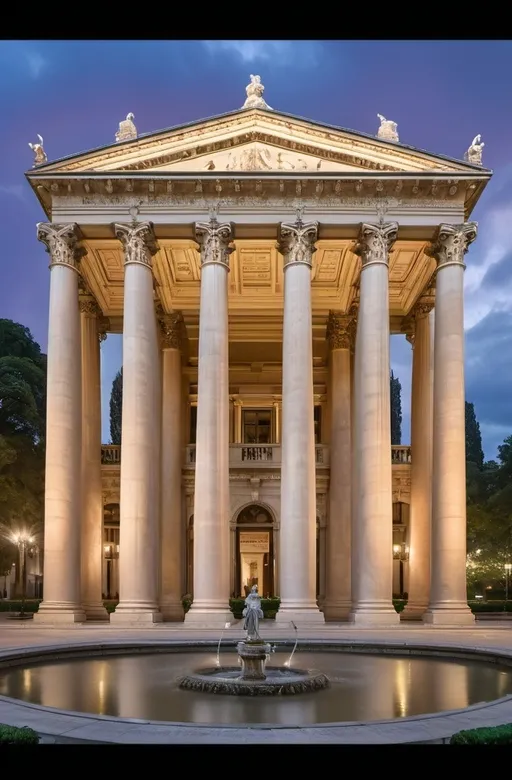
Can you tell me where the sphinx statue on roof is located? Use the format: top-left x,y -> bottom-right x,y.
377,114 -> 399,143
464,135 -> 484,165
115,112 -> 137,143
242,75 -> 272,110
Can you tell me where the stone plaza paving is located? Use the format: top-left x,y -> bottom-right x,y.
1,619 -> 512,743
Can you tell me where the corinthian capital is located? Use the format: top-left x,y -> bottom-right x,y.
278,217 -> 318,268
195,217 -> 234,268
37,223 -> 84,271
354,222 -> 398,268
426,223 -> 477,268
157,306 -> 184,350
113,222 -> 159,268
326,311 -> 356,351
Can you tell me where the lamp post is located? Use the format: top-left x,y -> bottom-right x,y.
11,531 -> 34,615
505,563 -> 512,603
393,542 -> 410,598
104,544 -> 119,600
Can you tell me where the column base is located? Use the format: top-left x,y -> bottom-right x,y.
82,601 -> 110,621
159,601 -> 185,622
322,600 -> 352,622
401,603 -> 428,621
184,606 -> 233,629
33,603 -> 87,624
423,603 -> 475,626
275,604 -> 325,627
110,603 -> 163,626
350,604 -> 400,627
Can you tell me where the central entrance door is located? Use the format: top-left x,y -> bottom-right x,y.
235,505 -> 274,597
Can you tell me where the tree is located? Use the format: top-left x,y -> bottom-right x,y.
390,371 -> 402,445
109,367 -> 123,445
465,401 -> 484,468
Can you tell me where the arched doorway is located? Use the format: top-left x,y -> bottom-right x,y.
234,504 -> 275,598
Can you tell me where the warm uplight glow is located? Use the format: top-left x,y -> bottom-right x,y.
393,544 -> 401,555
505,564 -> 512,572
10,530 -> 34,546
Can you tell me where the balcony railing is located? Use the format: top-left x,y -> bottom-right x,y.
102,443 -> 410,467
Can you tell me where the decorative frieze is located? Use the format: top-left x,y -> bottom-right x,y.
326,311 -> 356,351
37,222 -> 84,271
112,221 -> 159,268
277,212 -> 318,268
426,223 -> 478,268
194,215 -> 234,268
353,221 -> 398,268
156,306 -> 185,350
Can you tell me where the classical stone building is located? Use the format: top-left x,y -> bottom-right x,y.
26,77 -> 491,627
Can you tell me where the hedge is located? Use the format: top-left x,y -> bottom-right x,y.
229,597 -> 281,620
450,724 -> 512,744
468,600 -> 512,613
0,600 -> 40,613
0,725 -> 40,744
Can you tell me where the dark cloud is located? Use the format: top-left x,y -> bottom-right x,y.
481,250 -> 512,289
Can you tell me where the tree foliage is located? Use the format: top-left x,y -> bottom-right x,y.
109,367 -> 123,445
390,371 -> 402,446
465,401 -> 484,468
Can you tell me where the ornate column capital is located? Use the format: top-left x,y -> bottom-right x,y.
354,222 -> 398,268
97,316 -> 110,343
156,305 -> 184,350
326,311 -> 356,351
37,223 -> 85,272
426,223 -> 477,269
278,215 -> 318,269
194,216 -> 234,269
79,296 -> 101,316
113,222 -> 159,268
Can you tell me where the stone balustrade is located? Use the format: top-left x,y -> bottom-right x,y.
391,445 -> 412,464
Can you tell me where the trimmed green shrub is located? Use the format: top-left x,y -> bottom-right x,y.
0,725 -> 40,744
393,599 -> 407,613
229,597 -> 281,620
450,724 -> 512,744
0,600 -> 40,613
469,600 -> 512,613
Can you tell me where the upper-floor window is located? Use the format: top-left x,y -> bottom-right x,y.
314,405 -> 322,445
243,409 -> 272,444
189,405 -> 197,444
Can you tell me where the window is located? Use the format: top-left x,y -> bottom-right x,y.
189,405 -> 197,444
314,405 -> 322,444
243,409 -> 272,444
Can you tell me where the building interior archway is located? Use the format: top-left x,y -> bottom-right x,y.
234,504 -> 274,598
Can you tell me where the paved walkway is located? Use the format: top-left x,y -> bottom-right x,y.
1,620 -> 512,743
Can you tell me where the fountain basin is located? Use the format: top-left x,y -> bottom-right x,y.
178,665 -> 329,696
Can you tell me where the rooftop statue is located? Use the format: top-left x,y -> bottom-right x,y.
377,114 -> 399,143
243,584 -> 264,641
465,134 -> 484,166
115,112 -> 137,143
28,134 -> 47,166
242,74 -> 272,110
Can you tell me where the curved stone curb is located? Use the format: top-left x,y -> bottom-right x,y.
1,639 -> 512,743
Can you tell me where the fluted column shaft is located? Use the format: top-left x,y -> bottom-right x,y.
323,312 -> 355,621
424,223 -> 477,625
402,304 -> 434,620
276,215 -> 323,624
80,297 -> 109,620
110,221 -> 162,625
350,222 -> 400,625
34,223 -> 86,623
185,216 -> 233,625
158,310 -> 184,621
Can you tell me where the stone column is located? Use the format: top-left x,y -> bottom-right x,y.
79,294 -> 109,621
323,311 -> 355,621
273,399 -> 281,444
158,309 -> 185,621
402,299 -> 434,620
233,399 -> 243,443
350,222 -> 400,626
34,223 -> 86,623
424,223 -> 477,625
110,221 -> 162,625
275,214 -> 323,625
185,216 -> 234,625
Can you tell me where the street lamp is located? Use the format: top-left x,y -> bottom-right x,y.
505,563 -> 512,602
393,543 -> 410,598
11,531 -> 34,615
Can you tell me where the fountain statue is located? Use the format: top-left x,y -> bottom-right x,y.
243,584 -> 264,641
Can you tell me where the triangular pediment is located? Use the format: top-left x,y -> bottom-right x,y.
30,108 -> 485,177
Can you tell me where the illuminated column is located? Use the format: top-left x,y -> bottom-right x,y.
79,293 -> 109,620
185,216 -> 233,625
110,221 -> 162,625
276,213 -> 324,625
402,300 -> 434,620
424,223 -> 477,625
158,309 -> 185,621
350,222 -> 400,626
323,311 -> 355,621
34,223 -> 86,623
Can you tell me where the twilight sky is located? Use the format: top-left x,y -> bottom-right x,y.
1,40 -> 511,457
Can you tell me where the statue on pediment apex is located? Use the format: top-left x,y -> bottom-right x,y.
465,134 -> 484,165
115,112 -> 137,143
377,114 -> 399,143
28,134 -> 47,166
242,74 -> 272,110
